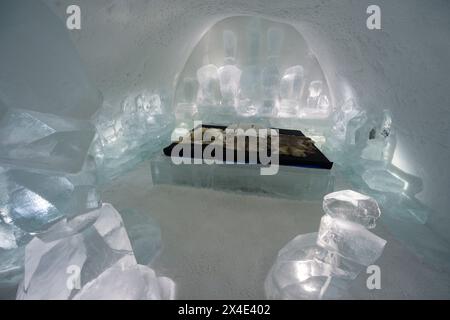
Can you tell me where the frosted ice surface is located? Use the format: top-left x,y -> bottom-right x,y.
17,204 -> 173,300
120,208 -> 162,265
218,65 -> 242,108
267,28 -> 284,59
0,0 -> 102,119
0,107 -> 96,174
197,65 -> 221,107
323,190 -> 381,229
317,215 -> 386,266
223,30 -> 237,64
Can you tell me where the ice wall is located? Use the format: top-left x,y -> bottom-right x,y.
43,0 -> 450,244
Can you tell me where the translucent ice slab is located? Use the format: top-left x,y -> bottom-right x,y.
150,155 -> 334,201
0,0 -> 102,119
0,158 -> 100,233
0,107 -> 96,174
17,204 -> 174,300
323,190 -> 381,229
317,215 -> 386,266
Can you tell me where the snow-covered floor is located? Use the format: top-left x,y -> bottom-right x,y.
99,161 -> 449,299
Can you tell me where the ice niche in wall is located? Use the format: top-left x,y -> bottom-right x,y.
173,16 -> 333,131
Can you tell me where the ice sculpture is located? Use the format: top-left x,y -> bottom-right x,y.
330,99 -> 363,143
361,110 -> 396,163
265,233 -> 355,300
92,92 -> 175,181
0,106 -> 96,174
218,64 -> 241,109
323,190 -> 381,229
277,66 -> 304,117
175,16 -> 332,125
317,214 -> 386,266
16,204 -> 175,300
0,0 -> 102,119
218,30 -> 241,109
265,190 -> 386,299
298,81 -> 331,119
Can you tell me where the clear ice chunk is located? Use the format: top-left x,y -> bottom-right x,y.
16,204 -> 174,300
361,110 -> 396,163
330,99 -> 362,141
265,233 -> 353,300
323,190 -> 381,229
0,106 -> 96,174
0,0 -> 102,119
0,159 -> 100,233
317,214 -> 387,266
298,81 -> 331,119
72,258 -> 175,300
362,169 -> 407,194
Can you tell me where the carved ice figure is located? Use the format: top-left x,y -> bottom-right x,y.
298,81 -> 331,119
361,110 -> 396,163
277,66 -> 304,117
